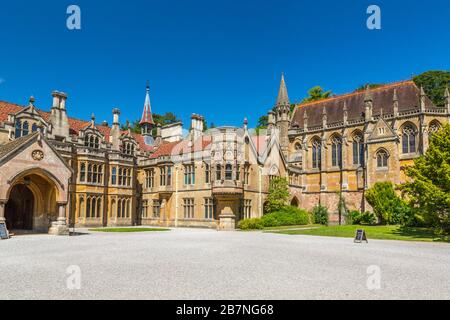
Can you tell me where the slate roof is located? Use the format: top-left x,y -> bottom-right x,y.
290,80 -> 436,129
0,131 -> 39,159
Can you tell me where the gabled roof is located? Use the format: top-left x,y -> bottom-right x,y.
0,101 -> 153,152
291,80 -> 435,129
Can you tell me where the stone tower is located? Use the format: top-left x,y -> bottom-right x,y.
275,74 -> 290,156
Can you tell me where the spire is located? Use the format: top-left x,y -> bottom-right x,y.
275,73 -> 290,107
140,83 -> 154,126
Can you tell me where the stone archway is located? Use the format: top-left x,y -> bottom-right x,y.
5,184 -> 34,231
1,169 -> 69,235
291,197 -> 299,208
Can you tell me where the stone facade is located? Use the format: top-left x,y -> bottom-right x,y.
0,77 -> 448,233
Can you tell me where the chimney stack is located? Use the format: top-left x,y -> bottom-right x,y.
190,113 -> 204,141
49,90 -> 70,141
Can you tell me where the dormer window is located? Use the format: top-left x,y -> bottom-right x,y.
123,142 -> 135,155
84,134 -> 100,149
15,120 -> 30,138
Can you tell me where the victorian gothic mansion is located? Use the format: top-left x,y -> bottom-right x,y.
0,76 -> 448,234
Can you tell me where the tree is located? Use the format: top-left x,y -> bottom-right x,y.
124,112 -> 181,136
401,124 -> 450,233
354,83 -> 384,92
264,177 -> 290,213
302,86 -> 333,103
413,71 -> 450,107
257,115 -> 268,129
365,182 -> 410,225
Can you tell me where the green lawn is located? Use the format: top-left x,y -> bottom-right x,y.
271,224 -> 450,243
263,224 -> 321,231
89,227 -> 170,233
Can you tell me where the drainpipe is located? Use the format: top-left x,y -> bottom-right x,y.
175,167 -> 179,228
259,166 -> 263,217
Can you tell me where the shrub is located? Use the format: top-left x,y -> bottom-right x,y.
238,206 -> 310,230
349,210 -> 377,225
265,178 -> 290,213
312,205 -> 329,225
261,206 -> 310,227
366,182 -> 410,225
238,218 -> 264,230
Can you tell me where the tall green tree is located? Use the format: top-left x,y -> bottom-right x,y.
265,177 -> 290,213
401,124 -> 450,233
301,86 -> 333,103
413,70 -> 450,107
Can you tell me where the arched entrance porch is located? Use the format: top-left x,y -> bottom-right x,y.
0,169 -> 69,235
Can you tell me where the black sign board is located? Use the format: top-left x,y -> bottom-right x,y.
0,222 -> 9,240
354,229 -> 368,243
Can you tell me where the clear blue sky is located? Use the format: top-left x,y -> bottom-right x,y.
0,0 -> 449,128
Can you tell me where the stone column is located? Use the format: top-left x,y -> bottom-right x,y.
0,200 -> 6,224
48,203 -> 69,235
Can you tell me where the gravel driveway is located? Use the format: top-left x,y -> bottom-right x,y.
1,228 -> 449,300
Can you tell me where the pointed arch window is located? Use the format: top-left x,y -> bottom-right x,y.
331,136 -> 342,167
352,134 -> 364,166
376,150 -> 389,168
311,138 -> 321,169
32,123 -> 38,132
401,124 -> 417,154
428,121 -> 441,140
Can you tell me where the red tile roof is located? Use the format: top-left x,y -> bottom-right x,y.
0,100 -> 154,152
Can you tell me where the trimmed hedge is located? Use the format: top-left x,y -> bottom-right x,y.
238,206 -> 311,230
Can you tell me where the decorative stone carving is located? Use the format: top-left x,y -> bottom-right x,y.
31,150 -> 44,161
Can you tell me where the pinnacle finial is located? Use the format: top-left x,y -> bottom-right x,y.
445,86 -> 449,98
364,85 -> 373,101
343,101 -> 347,111
29,96 -> 35,107
275,73 -> 290,107
393,88 -> 398,102
420,86 -> 426,96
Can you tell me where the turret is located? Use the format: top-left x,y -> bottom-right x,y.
303,110 -> 308,132
274,73 -> 290,156
140,83 -> 155,136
